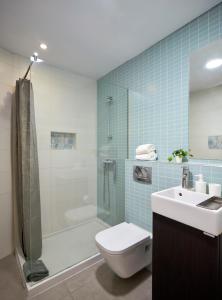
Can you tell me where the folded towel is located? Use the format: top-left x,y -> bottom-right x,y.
136,144 -> 156,155
136,151 -> 157,161
23,260 -> 49,282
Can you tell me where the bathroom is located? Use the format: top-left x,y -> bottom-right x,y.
1,0 -> 222,299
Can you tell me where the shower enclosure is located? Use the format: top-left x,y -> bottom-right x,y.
13,62 -> 128,288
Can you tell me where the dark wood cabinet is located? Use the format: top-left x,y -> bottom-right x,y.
152,213 -> 222,300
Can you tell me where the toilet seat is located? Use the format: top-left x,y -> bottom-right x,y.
95,222 -> 151,255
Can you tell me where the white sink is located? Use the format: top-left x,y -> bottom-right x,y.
151,186 -> 222,236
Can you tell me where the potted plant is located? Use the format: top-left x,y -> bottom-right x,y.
168,149 -> 192,163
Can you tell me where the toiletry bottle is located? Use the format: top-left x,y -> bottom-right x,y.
209,183 -> 222,197
195,174 -> 207,194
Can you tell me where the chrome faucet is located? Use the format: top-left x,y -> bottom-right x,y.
182,166 -> 189,189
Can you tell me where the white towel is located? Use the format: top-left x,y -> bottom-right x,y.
136,144 -> 156,155
136,151 -> 157,161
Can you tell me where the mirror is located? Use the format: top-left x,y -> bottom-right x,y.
189,40 -> 222,160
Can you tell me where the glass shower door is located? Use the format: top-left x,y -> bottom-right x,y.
97,83 -> 128,226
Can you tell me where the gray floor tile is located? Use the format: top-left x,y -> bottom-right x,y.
0,255 -> 152,300
67,261 -> 152,300
0,255 -> 28,300
35,284 -> 72,300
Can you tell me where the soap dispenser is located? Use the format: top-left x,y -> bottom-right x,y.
195,174 -> 207,194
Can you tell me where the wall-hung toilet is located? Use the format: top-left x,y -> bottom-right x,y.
95,222 -> 152,278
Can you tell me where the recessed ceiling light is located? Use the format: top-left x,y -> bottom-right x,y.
205,59 -> 222,69
40,43 -> 47,50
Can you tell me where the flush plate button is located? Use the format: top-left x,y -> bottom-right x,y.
133,166 -> 152,184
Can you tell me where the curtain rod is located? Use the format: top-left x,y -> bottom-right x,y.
23,61 -> 34,80
23,53 -> 39,80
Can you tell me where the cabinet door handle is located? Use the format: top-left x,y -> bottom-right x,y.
203,232 -> 215,238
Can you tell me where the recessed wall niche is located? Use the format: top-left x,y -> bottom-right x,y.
51,131 -> 76,150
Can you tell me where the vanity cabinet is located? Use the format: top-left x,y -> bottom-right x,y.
152,213 -> 222,300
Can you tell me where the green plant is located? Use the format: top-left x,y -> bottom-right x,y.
168,156 -> 173,162
172,149 -> 188,158
168,149 -> 193,162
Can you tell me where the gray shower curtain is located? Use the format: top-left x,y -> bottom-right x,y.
11,79 -> 42,260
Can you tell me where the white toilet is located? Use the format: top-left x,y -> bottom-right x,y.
95,222 -> 152,278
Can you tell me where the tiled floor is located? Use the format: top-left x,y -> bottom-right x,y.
0,255 -> 152,300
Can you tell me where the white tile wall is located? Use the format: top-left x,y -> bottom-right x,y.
0,47 -> 97,258
0,193 -> 13,258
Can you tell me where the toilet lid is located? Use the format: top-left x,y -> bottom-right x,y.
95,222 -> 151,254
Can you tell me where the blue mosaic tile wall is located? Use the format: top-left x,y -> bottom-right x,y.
99,4 -> 222,160
125,160 -> 222,231
98,3 -> 222,230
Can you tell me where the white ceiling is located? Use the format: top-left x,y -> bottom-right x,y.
190,40 -> 222,92
0,0 -> 220,79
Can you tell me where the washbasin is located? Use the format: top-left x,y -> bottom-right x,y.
156,186 -> 208,205
151,186 -> 222,236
